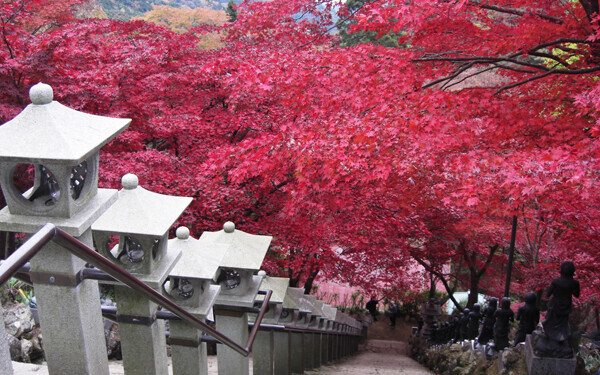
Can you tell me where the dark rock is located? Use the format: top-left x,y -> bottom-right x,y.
104,321 -> 121,360
7,334 -> 20,361
20,338 -> 33,363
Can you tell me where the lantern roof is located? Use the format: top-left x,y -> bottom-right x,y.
92,174 -> 192,237
282,290 -> 300,310
0,83 -> 130,164
335,309 -> 345,323
285,287 -> 313,314
168,227 -> 226,280
312,299 -> 325,317
322,304 -> 338,320
256,276 -> 289,304
304,295 -> 322,317
198,222 -> 271,270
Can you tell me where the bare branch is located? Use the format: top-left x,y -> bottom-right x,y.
472,2 -> 564,24
528,51 -> 568,64
422,62 -> 476,89
494,71 -> 553,95
442,65 -> 500,90
412,254 -> 466,312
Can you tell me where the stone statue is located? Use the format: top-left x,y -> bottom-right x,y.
493,297 -> 514,351
441,321 -> 450,343
513,292 -> 540,345
477,297 -> 498,344
532,261 -> 580,358
460,308 -> 470,341
454,313 -> 464,342
468,303 -> 482,340
429,321 -> 439,345
448,316 -> 458,342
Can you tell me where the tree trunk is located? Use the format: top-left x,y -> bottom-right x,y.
0,232 -> 16,260
303,269 -> 319,294
428,275 -> 437,299
467,271 -> 480,309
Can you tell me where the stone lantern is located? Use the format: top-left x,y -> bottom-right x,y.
301,294 -> 323,371
92,173 -> 192,375
252,274 -> 289,324
92,174 -> 191,283
163,226 -> 225,375
285,287 -> 315,374
286,287 -> 313,327
270,285 -> 301,374
198,221 -> 271,375
0,83 -> 129,221
251,275 -> 290,375
310,299 -> 327,368
322,304 -> 339,362
0,83 -> 130,375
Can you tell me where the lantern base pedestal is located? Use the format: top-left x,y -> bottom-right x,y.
170,316 -> 209,375
214,308 -> 249,375
30,229 -> 109,375
0,188 -> 117,236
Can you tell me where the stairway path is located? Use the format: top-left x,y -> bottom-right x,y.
306,340 -> 434,375
12,340 -> 433,375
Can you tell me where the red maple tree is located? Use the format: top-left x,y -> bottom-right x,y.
0,0 -> 598,314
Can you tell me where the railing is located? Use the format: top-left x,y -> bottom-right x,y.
0,223 -> 272,357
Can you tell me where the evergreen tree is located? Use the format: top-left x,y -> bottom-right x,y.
336,0 -> 402,48
226,0 -> 237,22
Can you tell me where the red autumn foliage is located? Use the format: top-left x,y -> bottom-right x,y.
0,0 -> 598,313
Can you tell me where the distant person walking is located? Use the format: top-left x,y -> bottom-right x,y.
388,301 -> 399,327
366,295 -> 383,322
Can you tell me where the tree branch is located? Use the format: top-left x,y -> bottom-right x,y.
412,253 -> 466,312
471,2 -> 564,24
475,244 -> 499,279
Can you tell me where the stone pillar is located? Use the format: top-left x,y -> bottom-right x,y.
170,319 -> 208,375
214,310 -> 249,375
321,332 -> 329,365
290,331 -> 304,374
273,330 -> 290,375
313,331 -> 322,368
303,332 -> 314,370
252,330 -> 273,375
30,229 -> 109,375
0,305 -> 13,375
115,285 -> 168,375
328,332 -> 335,362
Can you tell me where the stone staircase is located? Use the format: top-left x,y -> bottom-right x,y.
13,340 -> 434,375
306,340 -> 434,375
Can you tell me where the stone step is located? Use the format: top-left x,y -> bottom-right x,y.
306,340 -> 433,375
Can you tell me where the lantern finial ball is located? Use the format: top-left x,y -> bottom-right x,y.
121,174 -> 139,190
257,270 -> 266,277
223,221 -> 235,233
30,83 -> 53,105
176,227 -> 190,240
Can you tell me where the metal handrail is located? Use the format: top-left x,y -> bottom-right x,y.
0,223 -> 272,357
